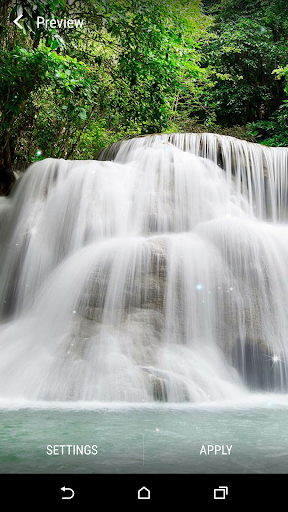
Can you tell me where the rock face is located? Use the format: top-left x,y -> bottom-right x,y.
140,367 -> 169,401
64,238 -> 168,383
232,339 -> 288,391
77,237 -> 167,322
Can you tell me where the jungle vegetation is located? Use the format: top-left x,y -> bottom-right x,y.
0,0 -> 288,192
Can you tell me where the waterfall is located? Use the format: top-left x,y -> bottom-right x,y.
0,133 -> 288,402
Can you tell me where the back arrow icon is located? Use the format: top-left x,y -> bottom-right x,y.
13,14 -> 23,30
61,486 -> 75,499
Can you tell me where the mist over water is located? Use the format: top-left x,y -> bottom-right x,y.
1,133 -> 288,403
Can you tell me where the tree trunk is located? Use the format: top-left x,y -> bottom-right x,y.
0,134 -> 14,195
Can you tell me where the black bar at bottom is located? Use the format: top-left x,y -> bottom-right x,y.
0,474 -> 284,505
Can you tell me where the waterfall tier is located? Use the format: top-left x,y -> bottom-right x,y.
101,133 -> 288,223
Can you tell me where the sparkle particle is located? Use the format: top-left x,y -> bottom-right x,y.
267,354 -> 284,367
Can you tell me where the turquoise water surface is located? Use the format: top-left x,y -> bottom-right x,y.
1,396 -> 288,474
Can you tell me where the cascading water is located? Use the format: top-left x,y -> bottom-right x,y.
0,132 -> 288,403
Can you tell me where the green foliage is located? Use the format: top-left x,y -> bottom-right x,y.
1,0 -> 210,172
97,0 -> 208,133
200,1 -> 288,126
0,44 -> 99,161
247,65 -> 288,146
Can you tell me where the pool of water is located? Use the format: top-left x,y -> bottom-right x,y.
1,395 -> 288,474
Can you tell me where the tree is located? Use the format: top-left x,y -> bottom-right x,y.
0,0 -> 68,192
200,0 -> 288,126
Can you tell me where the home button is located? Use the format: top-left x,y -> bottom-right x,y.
138,486 -> 150,499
